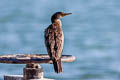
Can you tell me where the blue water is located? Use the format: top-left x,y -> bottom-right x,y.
0,0 -> 120,80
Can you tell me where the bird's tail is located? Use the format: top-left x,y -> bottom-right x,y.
53,58 -> 63,73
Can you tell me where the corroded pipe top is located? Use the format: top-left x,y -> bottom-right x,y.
0,54 -> 75,64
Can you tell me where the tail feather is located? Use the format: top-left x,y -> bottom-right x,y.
53,59 -> 62,73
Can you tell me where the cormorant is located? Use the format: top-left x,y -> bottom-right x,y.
44,12 -> 72,73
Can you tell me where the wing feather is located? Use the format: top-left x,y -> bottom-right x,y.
44,25 -> 64,60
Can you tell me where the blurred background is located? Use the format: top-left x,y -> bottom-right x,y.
0,0 -> 120,80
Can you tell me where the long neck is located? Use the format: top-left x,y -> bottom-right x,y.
52,19 -> 62,27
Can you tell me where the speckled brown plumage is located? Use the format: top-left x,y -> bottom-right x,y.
44,22 -> 64,73
44,12 -> 71,73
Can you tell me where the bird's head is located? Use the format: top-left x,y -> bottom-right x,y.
51,12 -> 72,23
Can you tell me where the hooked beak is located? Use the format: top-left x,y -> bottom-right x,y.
64,13 -> 72,16
61,13 -> 72,17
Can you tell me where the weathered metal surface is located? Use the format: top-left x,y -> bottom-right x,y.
4,75 -> 23,80
4,75 -> 54,80
24,64 -> 43,80
2,54 -> 75,80
0,54 -> 75,64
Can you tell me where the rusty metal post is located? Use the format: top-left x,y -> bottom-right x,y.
1,54 -> 75,80
23,64 -> 43,80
